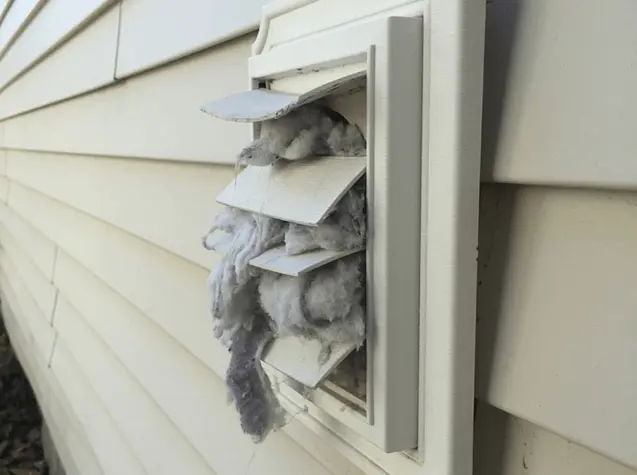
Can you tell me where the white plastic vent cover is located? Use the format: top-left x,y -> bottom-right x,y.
205,232 -> 363,278
206,157 -> 367,388
202,16 -> 423,453
215,156 -> 366,226
201,62 -> 366,123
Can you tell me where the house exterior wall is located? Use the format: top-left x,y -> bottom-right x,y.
0,1 -> 634,474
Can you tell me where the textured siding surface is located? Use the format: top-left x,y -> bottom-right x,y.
477,0 -> 637,470
0,4 -> 364,474
0,1 -> 636,475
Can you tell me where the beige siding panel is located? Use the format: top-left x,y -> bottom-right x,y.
0,292 -> 102,475
477,185 -> 637,469
49,342 -> 146,475
116,0 -> 266,77
54,250 -> 341,475
6,180 -> 229,377
0,0 -> 116,92
0,266 -> 101,475
37,364 -> 106,475
39,389 -> 102,475
2,38 -> 252,163
6,150 -> 228,267
0,200 -> 56,278
0,4 -> 119,120
482,0 -> 637,189
0,149 -> 6,173
0,218 -> 56,321
0,269 -> 50,396
0,252 -> 54,364
53,295 -> 215,475
26,384 -> 87,475
0,0 -> 45,57
474,403 -> 637,475
0,1 -> 13,23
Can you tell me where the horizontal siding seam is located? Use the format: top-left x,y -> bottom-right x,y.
0,77 -> 119,123
47,345 -> 150,475
58,252 -> 222,379
0,24 -> 252,125
0,29 -> 255,132
114,28 -> 258,81
478,396 -> 634,471
0,0 -> 47,61
0,0 -> 14,26
3,300 -> 106,475
4,176 -> 210,271
0,144 -> 236,167
2,317 -> 82,475
0,1 -> 120,95
0,249 -> 102,475
0,189 -> 223,384
54,291 -> 218,475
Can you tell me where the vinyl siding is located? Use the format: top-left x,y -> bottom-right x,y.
0,0 -> 116,92
0,4 -> 365,473
2,36 -> 252,163
0,1 -> 635,475
0,0 -> 45,57
0,4 -> 119,120
115,0 -> 268,77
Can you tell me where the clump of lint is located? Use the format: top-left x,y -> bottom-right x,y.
237,104 -> 366,167
203,208 -> 287,344
285,178 -> 366,256
203,102 -> 368,443
280,104 -> 367,257
258,253 -> 366,363
225,314 -> 285,442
